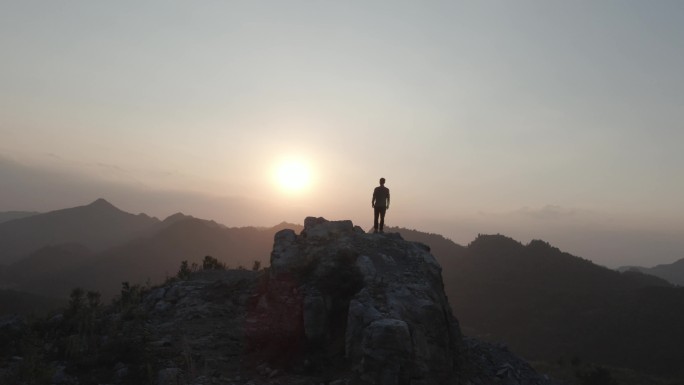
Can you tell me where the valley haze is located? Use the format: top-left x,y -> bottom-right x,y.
1,164 -> 683,270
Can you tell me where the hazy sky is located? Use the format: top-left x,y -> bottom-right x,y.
1,1 -> 683,267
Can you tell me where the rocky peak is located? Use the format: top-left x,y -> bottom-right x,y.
87,198 -> 118,210
252,217 -> 557,385
162,212 -> 193,224
467,234 -> 525,256
255,216 -> 460,384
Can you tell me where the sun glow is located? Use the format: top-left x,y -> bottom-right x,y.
274,160 -> 311,193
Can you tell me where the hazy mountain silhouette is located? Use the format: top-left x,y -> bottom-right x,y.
4,205 -> 303,300
0,289 -> 67,315
394,228 -> 684,377
158,211 -> 194,226
0,211 -> 39,224
618,258 -> 684,286
383,227 -> 467,260
72,217 -> 296,298
7,243 -> 93,276
0,198 -> 160,264
1,243 -> 94,297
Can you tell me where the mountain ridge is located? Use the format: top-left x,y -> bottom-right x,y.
618,257 -> 684,286
0,211 -> 40,224
0,288 -> 67,315
2,211 -> 303,300
393,228 -> 684,377
0,198 -> 160,264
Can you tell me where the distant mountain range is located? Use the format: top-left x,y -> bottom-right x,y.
0,289 -> 67,315
0,199 -> 302,303
0,211 -> 39,224
618,258 -> 684,286
391,227 -> 684,377
0,198 -> 159,264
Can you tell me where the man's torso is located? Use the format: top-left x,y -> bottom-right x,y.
373,186 -> 389,207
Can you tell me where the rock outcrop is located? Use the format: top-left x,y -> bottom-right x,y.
249,217 -> 461,385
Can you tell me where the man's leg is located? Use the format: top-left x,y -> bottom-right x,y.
373,207 -> 380,232
379,207 -> 386,232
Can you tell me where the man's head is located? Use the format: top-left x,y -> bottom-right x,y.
379,178 -> 385,185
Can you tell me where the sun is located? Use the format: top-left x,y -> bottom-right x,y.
274,160 -> 311,193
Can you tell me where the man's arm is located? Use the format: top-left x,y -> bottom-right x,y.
386,190 -> 390,209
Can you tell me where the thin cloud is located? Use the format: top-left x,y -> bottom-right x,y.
514,205 -> 580,220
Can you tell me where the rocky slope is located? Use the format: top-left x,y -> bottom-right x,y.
1,217 -> 555,385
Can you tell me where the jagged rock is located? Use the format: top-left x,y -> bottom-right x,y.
157,368 -> 182,385
154,300 -> 173,313
52,364 -> 79,385
144,287 -> 167,308
250,217 -> 461,384
359,318 -> 412,385
303,288 -> 328,343
302,217 -> 355,238
459,337 -> 553,385
114,361 -> 129,382
0,314 -> 26,333
270,229 -> 301,274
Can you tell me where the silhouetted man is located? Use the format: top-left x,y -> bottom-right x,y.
372,178 -> 390,233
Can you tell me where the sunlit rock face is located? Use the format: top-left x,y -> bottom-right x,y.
252,216 -> 462,385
